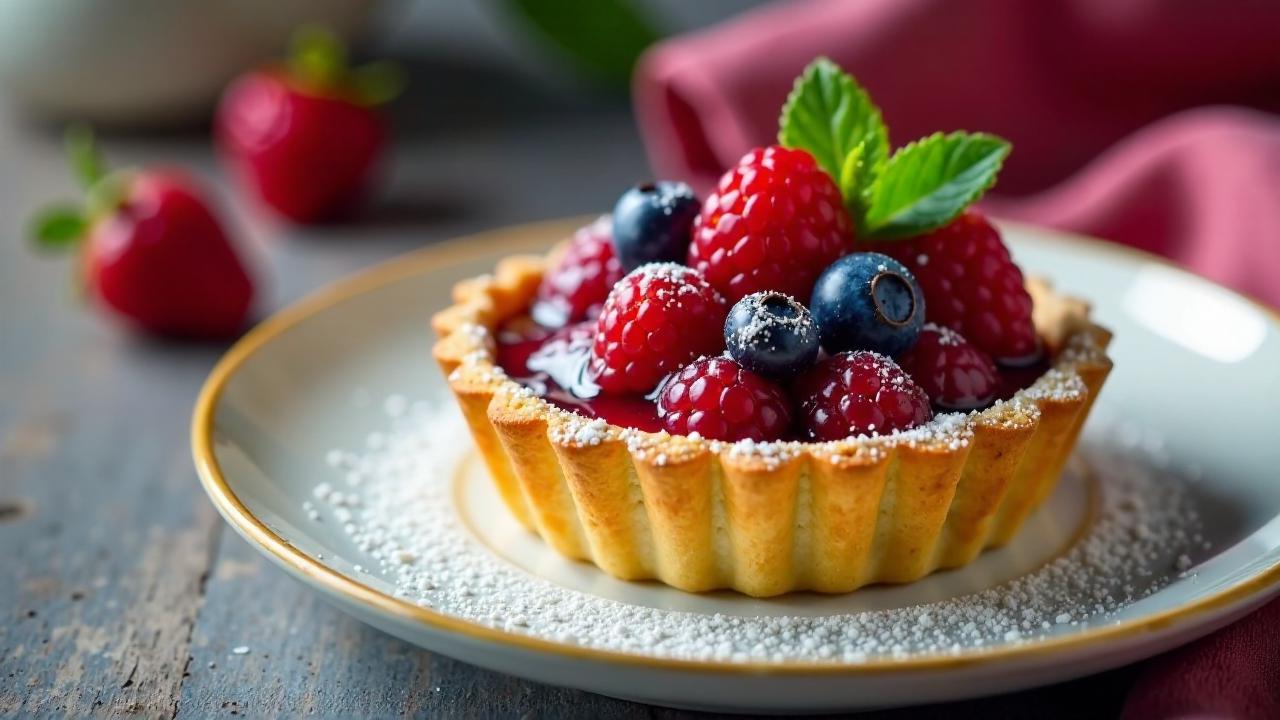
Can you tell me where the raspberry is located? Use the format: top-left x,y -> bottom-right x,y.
795,351 -> 932,441
896,323 -> 999,411
688,145 -> 854,304
588,263 -> 728,394
531,216 -> 623,327
656,358 -> 792,441
870,210 -> 1037,361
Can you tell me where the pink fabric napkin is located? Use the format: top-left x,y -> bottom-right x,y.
633,0 -> 1280,716
1123,599 -> 1280,719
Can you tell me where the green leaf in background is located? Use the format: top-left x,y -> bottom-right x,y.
29,205 -> 86,252
501,0 -> 662,86
64,123 -> 106,191
351,61 -> 408,106
778,58 -> 888,200
864,132 -> 1010,239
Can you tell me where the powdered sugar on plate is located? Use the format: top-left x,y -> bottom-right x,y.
309,398 -> 1203,663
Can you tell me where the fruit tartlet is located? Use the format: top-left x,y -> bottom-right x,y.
433,59 -> 1112,597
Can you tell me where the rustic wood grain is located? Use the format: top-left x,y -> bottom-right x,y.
175,535 -> 655,719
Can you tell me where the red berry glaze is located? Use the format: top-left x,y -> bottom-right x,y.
795,351 -> 932,441
870,210 -> 1037,361
85,171 -> 255,338
588,264 -> 728,394
689,145 -> 854,303
217,70 -> 384,222
531,216 -> 623,327
657,358 -> 791,441
896,324 -> 999,411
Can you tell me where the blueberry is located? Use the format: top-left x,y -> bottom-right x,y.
810,252 -> 925,357
611,181 -> 700,272
724,291 -> 820,379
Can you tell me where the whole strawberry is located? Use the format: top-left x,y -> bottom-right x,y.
30,127 -> 254,338
688,145 -> 854,304
216,27 -> 403,223
871,211 -> 1038,362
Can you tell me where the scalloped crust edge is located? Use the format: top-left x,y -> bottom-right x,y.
432,252 -> 1113,597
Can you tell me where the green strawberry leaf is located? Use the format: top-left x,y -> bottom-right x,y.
864,131 -> 1010,239
290,25 -> 348,91
29,206 -> 86,252
778,58 -> 888,201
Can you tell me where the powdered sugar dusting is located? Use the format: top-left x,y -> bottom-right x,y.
308,398 -> 1204,664
922,322 -> 963,347
727,291 -> 815,352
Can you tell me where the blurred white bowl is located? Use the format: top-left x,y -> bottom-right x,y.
0,0 -> 376,127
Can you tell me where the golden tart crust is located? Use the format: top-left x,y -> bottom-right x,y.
432,252 -> 1112,597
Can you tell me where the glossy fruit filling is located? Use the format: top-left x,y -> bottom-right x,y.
495,314 -> 1048,438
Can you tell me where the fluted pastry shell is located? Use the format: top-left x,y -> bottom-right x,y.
432,253 -> 1112,597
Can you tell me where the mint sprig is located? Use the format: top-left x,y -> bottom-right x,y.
778,58 -> 888,194
777,58 -> 1010,240
864,132 -> 1010,238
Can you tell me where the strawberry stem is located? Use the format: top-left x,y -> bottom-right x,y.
289,25 -> 348,91
286,24 -> 404,106
65,123 -> 106,190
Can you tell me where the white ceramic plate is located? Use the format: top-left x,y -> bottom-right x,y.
193,218 -> 1280,713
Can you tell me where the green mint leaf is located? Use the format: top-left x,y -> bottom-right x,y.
30,206 -> 86,252
64,123 -> 106,190
837,142 -> 864,200
778,58 -> 888,199
840,141 -> 890,235
864,131 -> 1010,239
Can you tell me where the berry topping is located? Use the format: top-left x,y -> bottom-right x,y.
810,252 -> 924,358
871,211 -> 1037,362
656,358 -> 791,442
526,321 -> 598,396
794,351 -> 932,441
531,216 -> 623,327
995,346 -> 1050,401
588,263 -> 728,394
724,291 -> 819,380
688,145 -> 854,304
896,324 -> 999,412
611,181 -> 700,272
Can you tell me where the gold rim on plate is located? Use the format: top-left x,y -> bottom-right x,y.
191,216 -> 1280,676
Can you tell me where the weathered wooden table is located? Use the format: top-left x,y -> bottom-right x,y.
0,59 -> 1138,719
